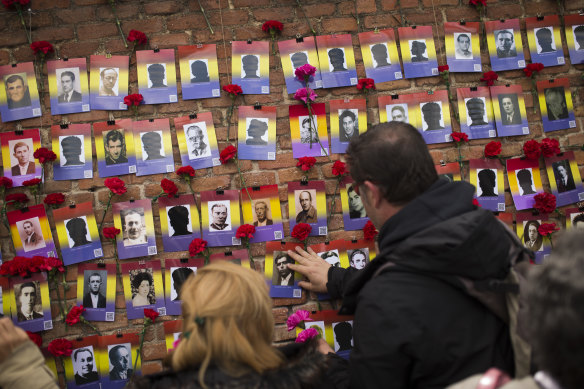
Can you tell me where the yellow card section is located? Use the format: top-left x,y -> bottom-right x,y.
175,125 -> 188,155
288,192 -> 296,217
89,68 -> 99,91
97,349 -> 108,376
83,135 -> 92,162
487,32 -> 496,55
340,185 -> 348,213
565,88 -> 574,110
471,34 -> 480,55
51,137 -> 61,160
330,111 -> 340,137
316,114 -> 328,138
121,272 -> 132,301
78,71 -> 89,94
344,46 -> 356,68
565,25 -> 575,49
324,324 -> 334,348
442,101 -> 451,127
133,346 -> 141,371
260,54 -> 269,77
87,215 -> 99,240
113,213 -> 123,243
514,30 -> 524,51
492,97 -> 502,121
153,269 -> 164,297
39,217 -> 53,243
379,104 -> 388,123
358,111 -> 367,133
315,191 -> 327,213
40,281 -> 51,311
497,170 -> 505,194
546,165 -> 557,192
485,98 -> 495,121
165,333 -> 174,352
76,272 -> 85,298
106,273 -> 116,301
400,43 -> 412,62
241,197 -> 253,224
270,197 -> 282,223
10,225 -> 22,250
290,116 -> 300,140
55,221 -> 69,248
190,204 -> 201,229
144,208 -> 155,236
265,252 -> 274,279
426,39 -> 438,61
268,118 -> 276,142
516,222 -> 525,239
569,159 -> 583,182
133,133 -> 144,161
339,251 -> 349,268
95,132 -> 106,159
159,207 -> 169,235
124,130 -> 136,155
231,56 -> 242,78
532,168 -> 543,191
137,64 -> 148,88
164,271 -> 171,299
508,171 -> 518,194
166,62 -> 177,85
445,35 -> 455,57
360,45 -> 373,68
46,357 -> 58,378
63,356 -> 74,381
229,201 -> 241,227
201,203 -> 209,227
208,57 -> 219,79
458,99 -> 468,124
469,168 -> 478,187
207,122 -> 218,148
162,131 -> 173,156
179,60 -> 190,84
388,41 -> 400,63
526,30 -> 536,52
48,72 -> 58,97
237,117 -> 246,140
408,105 -> 420,128
2,287 -> 13,316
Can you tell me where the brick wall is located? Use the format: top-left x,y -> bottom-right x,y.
0,0 -> 582,383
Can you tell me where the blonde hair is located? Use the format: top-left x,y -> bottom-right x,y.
171,261 -> 283,386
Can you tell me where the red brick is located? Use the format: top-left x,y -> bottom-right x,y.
144,1 -> 181,15
252,7 -> 295,22
167,15 -> 206,32
34,0 -> 70,9
149,33 -> 191,48
122,19 -> 164,34
322,17 -> 359,32
209,10 -> 249,26
55,7 -> 96,24
232,0 -> 270,6
77,23 -> 119,40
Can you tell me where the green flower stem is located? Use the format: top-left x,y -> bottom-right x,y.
226,96 -> 236,141
456,145 -> 465,181
81,317 -> 102,335
108,0 -> 128,48
530,78 -> 538,114
235,157 -> 253,204
270,30 -> 277,56
295,0 -> 316,36
98,192 -> 113,233
196,0 -> 214,34
50,272 -> 67,321
15,4 -> 31,44
131,321 -> 151,380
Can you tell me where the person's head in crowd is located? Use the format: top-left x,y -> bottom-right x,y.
370,44 -> 390,66
170,262 -> 284,386
535,27 -> 554,52
291,52 -> 309,69
148,64 -> 166,87
575,25 -> 584,50
391,106 -> 406,122
349,249 -> 367,270
168,205 -> 191,236
61,136 -> 83,165
478,169 -> 497,197
171,267 -> 194,300
190,60 -> 209,82
66,217 -> 90,247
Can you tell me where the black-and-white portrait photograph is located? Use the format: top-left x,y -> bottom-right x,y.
570,212 -> 584,229
338,109 -> 359,142
409,40 -> 429,62
572,25 -> 584,51
494,29 -> 517,58
386,103 -> 408,123
290,51 -> 309,70
64,216 -> 92,248
189,59 -> 210,83
4,72 -> 32,109
552,160 -> 576,193
333,320 -> 354,352
82,270 -> 107,309
147,63 -> 167,88
57,67 -> 82,104
252,199 -> 273,226
369,43 -> 391,68
544,87 -> 569,121
327,47 -> 348,72
348,248 -> 369,270
103,129 -> 128,165
183,122 -> 211,159
17,217 -> 46,252
477,169 -> 498,197
166,205 -> 193,237
241,54 -> 260,79
346,184 -> 366,219
59,135 -> 85,166
14,281 -> 43,321
516,168 -> 537,196
72,346 -> 99,385
129,268 -> 156,307
108,343 -> 133,380
454,33 -> 473,59
464,97 -> 489,126
272,251 -> 294,286
523,220 -> 543,252
498,94 -> 521,125
245,117 -> 269,146
98,67 -> 119,97
140,131 -> 165,161
420,101 -> 445,131
298,115 -> 318,144
534,27 -> 556,53
170,267 -> 196,301
8,138 -> 36,176
208,200 -> 231,232
294,189 -> 318,224
121,208 -> 147,247
318,249 -> 340,267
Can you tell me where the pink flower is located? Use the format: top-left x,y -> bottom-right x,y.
294,87 -> 317,104
294,64 -> 317,82
295,327 -> 319,343
287,309 -> 313,331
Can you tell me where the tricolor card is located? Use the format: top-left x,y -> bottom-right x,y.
136,49 -> 178,104
164,258 -> 204,316
358,29 -> 403,83
240,184 -> 284,243
444,22 -> 482,72
76,262 -> 116,322
329,99 -> 366,154
0,128 -> 42,186
0,62 -> 41,122
288,180 -> 327,237
51,123 -> 93,180
231,40 -> 270,94
237,105 -> 277,160
265,241 -> 302,298
89,55 -> 129,110
97,333 -> 140,389
174,112 -> 221,170
316,34 -> 358,88
378,94 -> 419,128
537,78 -> 576,132
10,272 -> 52,333
63,336 -> 100,388
295,310 -> 355,359
398,26 -> 439,78
94,120 -> 137,177
209,249 -> 252,268
413,90 -> 452,144
507,157 -> 544,211
486,19 -> 526,71
112,199 -> 157,259
469,158 -> 506,212
279,36 -> 323,94
544,151 -> 584,207
201,190 -> 242,247
435,162 -> 462,182
490,84 -> 529,137
178,44 -> 220,100
159,194 -> 201,252
121,260 -> 166,319
516,212 -> 551,264
340,176 -> 369,230
47,58 -> 90,115
132,118 -> 174,176
164,320 -> 183,352
565,13 -> 584,65
457,87 -> 497,140
525,15 -> 565,67
289,103 -> 329,158
8,204 -> 56,257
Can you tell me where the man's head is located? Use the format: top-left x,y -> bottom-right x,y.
74,348 -> 94,377
88,273 -> 102,294
186,126 -> 205,150
320,251 -> 340,267
328,48 -> 345,69
60,71 -> 75,94
545,87 -> 566,118
18,282 -> 36,315
535,27 -> 553,51
370,44 -> 388,63
275,253 -> 293,279
500,95 -> 515,115
105,130 -> 125,161
100,68 -> 118,91
553,161 -> 568,180
242,55 -> 259,75
347,185 -> 365,215
247,119 -> 268,138
123,210 -> 143,241
141,132 -> 162,157
66,218 -> 88,244
299,191 -> 312,212
148,64 -> 165,85
211,204 -> 228,226
349,249 -> 367,270
411,40 -> 426,56
190,60 -> 208,79
23,220 -> 34,237
575,25 -> 584,48
5,74 -> 26,103
254,201 -> 268,222
495,30 -> 514,53
13,142 -> 30,166
340,110 -> 357,137
109,345 -> 130,372
390,106 -> 406,122
172,267 -> 194,298
457,34 -> 471,53
61,136 -> 82,160
291,52 -> 308,69
466,98 -> 485,123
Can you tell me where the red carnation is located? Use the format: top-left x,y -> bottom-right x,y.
538,222 -> 559,236
3,0 -> 31,9
123,93 -> 143,107
103,227 -> 120,239
236,224 -> 256,239
451,131 -> 469,144
23,178 -> 41,187
5,193 -> 29,203
219,145 -> 237,164
363,220 -> 378,241
0,176 -> 13,188
144,308 -> 159,321
223,84 -> 243,96
33,148 -> 57,164
356,78 -> 375,91
28,256 -> 45,273
65,305 -> 86,326
484,141 -> 502,158
541,138 -> 560,158
332,160 -> 346,177
189,238 -> 208,257
534,192 -> 556,214
44,192 -> 65,206
480,71 -> 498,86
127,29 -> 148,45
523,140 -> 541,160
27,331 -> 42,348
262,20 -> 283,33
469,0 -> 486,5
30,41 -> 53,56
176,166 -> 196,178
160,179 -> 178,197
104,177 -> 127,195
523,62 -> 544,78
41,256 -> 64,273
48,338 -> 73,357
472,198 -> 481,207
0,256 -> 32,277
296,156 -> 316,171
438,65 -> 449,73
291,223 -> 312,242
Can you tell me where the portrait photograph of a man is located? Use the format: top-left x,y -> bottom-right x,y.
454,33 -> 473,59
272,252 -> 295,286
252,199 -> 273,226
494,29 -> 517,58
544,87 -> 569,121
346,184 -> 366,219
208,201 -> 231,232
4,73 -> 32,109
552,160 -> 576,193
386,104 -> 408,123
295,189 -> 318,224
14,281 -> 43,321
103,129 -> 128,165
108,343 -> 133,380
59,135 -> 85,166
98,67 -> 119,96
72,346 -> 99,385
573,25 -> 584,51
121,208 -> 147,247
166,205 -> 192,237
9,139 -> 36,176
348,248 -> 369,270
57,68 -> 83,103
17,217 -> 46,252
82,270 -> 107,309
184,123 -> 211,159
65,216 -> 92,248
319,249 -> 340,267
498,94 -> 522,125
338,109 -> 359,142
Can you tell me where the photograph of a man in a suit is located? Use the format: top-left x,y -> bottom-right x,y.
58,70 -> 82,103
11,141 -> 35,176
109,344 -> 133,380
16,281 -> 43,321
253,200 -> 273,226
499,94 -> 521,125
83,272 -> 106,309
21,219 -> 46,252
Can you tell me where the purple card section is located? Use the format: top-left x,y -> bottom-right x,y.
365,63 -> 403,83
54,161 -> 93,181
495,118 -> 530,137
533,247 -> 551,264
180,149 -> 219,170
542,112 -> 576,132
233,76 -> 269,94
512,192 -> 536,211
531,50 -> 565,67
284,74 -> 322,95
238,142 -> 276,161
126,293 -> 165,320
140,86 -> 178,105
182,80 -> 220,99
117,235 -> 156,260
162,231 -> 201,252
554,186 -> 584,208
331,137 -> 349,154
83,300 -> 115,322
461,122 -> 496,140
321,69 -> 358,88
447,55 -> 482,73
420,127 -> 452,145
403,60 -> 438,79
268,281 -> 302,298
342,214 -> 369,231
568,47 -> 584,65
292,139 -> 330,158
13,307 -> 52,333
0,102 -> 41,122
100,375 -> 137,389
165,296 -> 181,316
62,241 -> 103,266
97,156 -> 137,178
289,215 -> 327,237
489,54 -> 525,72
474,195 -> 505,212
50,96 -> 90,115
136,155 -> 174,176
90,93 -> 125,111
203,229 -> 237,247
250,225 -> 284,243
16,241 -> 56,258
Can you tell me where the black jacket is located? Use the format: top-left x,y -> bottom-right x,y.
327,179 -> 515,389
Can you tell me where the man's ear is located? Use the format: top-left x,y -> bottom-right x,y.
362,180 -> 383,208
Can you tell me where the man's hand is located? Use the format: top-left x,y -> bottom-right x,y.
287,246 -> 331,293
0,317 -> 29,364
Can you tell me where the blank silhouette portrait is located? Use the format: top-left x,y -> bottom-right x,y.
141,132 -> 164,161
171,267 -> 194,301
574,25 -> 584,50
535,27 -> 555,53
246,118 -> 268,146
242,55 -> 260,78
466,98 -> 488,126
333,321 -> 353,352
66,217 -> 92,248
167,205 -> 192,236
477,169 -> 497,197
147,64 -> 166,88
328,48 -> 347,72
552,160 -> 575,193
60,136 -> 84,166
190,60 -> 210,83
421,102 -> 444,131
544,87 -> 568,121
370,43 -> 390,67
410,40 -> 428,62
291,52 -> 309,69
516,169 -> 536,195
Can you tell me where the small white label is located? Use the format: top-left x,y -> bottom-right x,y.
350,77 -> 358,85
33,108 -> 41,116
212,89 -> 220,97
148,246 -> 157,255
129,165 -> 137,173
394,71 -> 403,79
267,152 -> 275,160
543,254 -> 550,261
48,251 -> 55,257
518,60 -> 526,67
557,56 -> 565,64
315,80 -> 323,88
261,86 -> 269,93
522,127 -> 530,134
320,148 -> 328,156
119,102 -> 127,110
94,248 -> 103,258
578,192 -> 584,201
106,312 -> 115,321
169,94 -> 178,102
84,170 -> 92,178
431,68 -> 439,75
212,158 -> 221,166
293,289 -> 302,298
166,164 -> 174,172
318,226 -> 327,235
474,64 -> 482,71
44,320 -> 53,330
569,120 -> 576,128
274,230 -> 283,239
157,307 -> 167,316
82,104 -> 90,112
497,203 -> 506,211
488,130 -> 496,137
446,134 -> 453,142
232,237 -> 241,245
